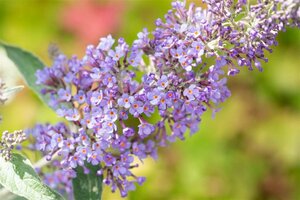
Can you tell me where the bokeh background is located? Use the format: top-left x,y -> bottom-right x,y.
0,0 -> 300,200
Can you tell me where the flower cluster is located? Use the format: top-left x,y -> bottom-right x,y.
27,0 -> 299,197
0,130 -> 26,161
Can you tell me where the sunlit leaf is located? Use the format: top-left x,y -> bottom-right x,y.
0,153 -> 64,200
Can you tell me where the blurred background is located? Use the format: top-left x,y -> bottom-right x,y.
0,0 -> 299,200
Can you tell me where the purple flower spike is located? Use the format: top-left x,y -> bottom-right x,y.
30,0 -> 299,197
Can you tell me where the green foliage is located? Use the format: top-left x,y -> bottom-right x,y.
0,42 -> 46,104
0,153 -> 64,200
72,164 -> 103,200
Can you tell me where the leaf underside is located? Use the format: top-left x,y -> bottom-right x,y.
0,153 -> 64,200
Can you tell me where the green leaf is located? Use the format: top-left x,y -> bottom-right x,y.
0,42 -> 47,104
11,196 -> 27,200
0,153 -> 64,200
72,164 -> 103,200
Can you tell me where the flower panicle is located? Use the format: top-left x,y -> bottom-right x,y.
0,130 -> 26,161
29,0 -> 299,197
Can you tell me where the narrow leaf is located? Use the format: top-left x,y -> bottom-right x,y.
0,153 -> 64,200
3,86 -> 24,98
0,42 -> 47,104
72,164 -> 103,200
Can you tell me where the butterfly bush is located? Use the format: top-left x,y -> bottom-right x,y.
26,0 -> 299,197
